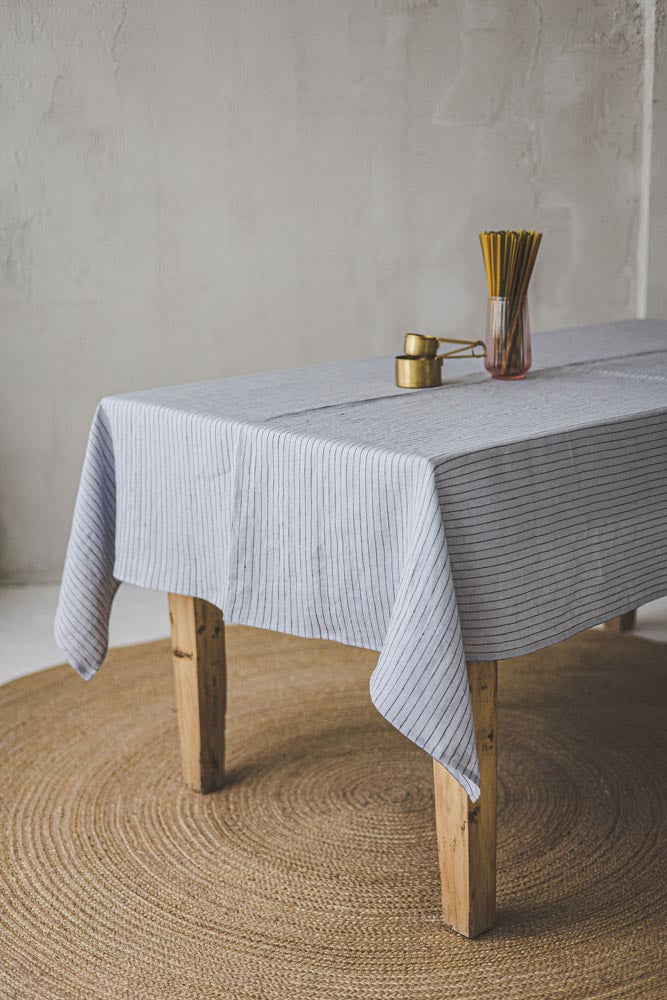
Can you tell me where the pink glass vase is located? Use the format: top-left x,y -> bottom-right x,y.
484,296 -> 532,380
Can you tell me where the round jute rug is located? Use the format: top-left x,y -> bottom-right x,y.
0,627 -> 665,1000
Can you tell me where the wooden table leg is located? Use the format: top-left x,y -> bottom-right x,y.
604,609 -> 637,633
168,594 -> 226,793
433,659 -> 497,938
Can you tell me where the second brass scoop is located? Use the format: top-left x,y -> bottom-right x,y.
395,333 -> 486,388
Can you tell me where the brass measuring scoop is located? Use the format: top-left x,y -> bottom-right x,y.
395,333 -> 486,388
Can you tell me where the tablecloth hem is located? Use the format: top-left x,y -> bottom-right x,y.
370,674 -> 481,801
53,624 -> 98,681
460,585 -> 667,661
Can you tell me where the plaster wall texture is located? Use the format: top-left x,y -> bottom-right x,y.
0,0 -> 660,582
648,2 -> 667,316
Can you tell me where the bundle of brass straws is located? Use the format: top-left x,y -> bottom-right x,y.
479,229 -> 542,377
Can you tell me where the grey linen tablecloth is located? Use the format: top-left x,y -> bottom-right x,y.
55,320 -> 667,799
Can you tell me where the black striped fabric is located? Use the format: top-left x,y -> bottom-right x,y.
55,322 -> 667,798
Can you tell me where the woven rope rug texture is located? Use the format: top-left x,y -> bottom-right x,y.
0,627 -> 665,1000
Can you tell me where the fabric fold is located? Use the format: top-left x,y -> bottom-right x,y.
55,402 -> 119,679
368,457 -> 478,797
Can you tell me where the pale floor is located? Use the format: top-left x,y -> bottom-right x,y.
0,583 -> 169,685
0,584 -> 666,687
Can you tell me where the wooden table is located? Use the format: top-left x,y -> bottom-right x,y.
55,323 -> 666,940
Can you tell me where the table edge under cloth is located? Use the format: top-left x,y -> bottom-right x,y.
54,323 -> 667,801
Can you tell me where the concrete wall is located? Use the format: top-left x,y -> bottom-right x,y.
0,0 -> 662,582
648,2 -> 667,316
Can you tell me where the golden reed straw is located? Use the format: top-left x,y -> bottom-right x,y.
479,230 -> 542,372
479,230 -> 541,298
